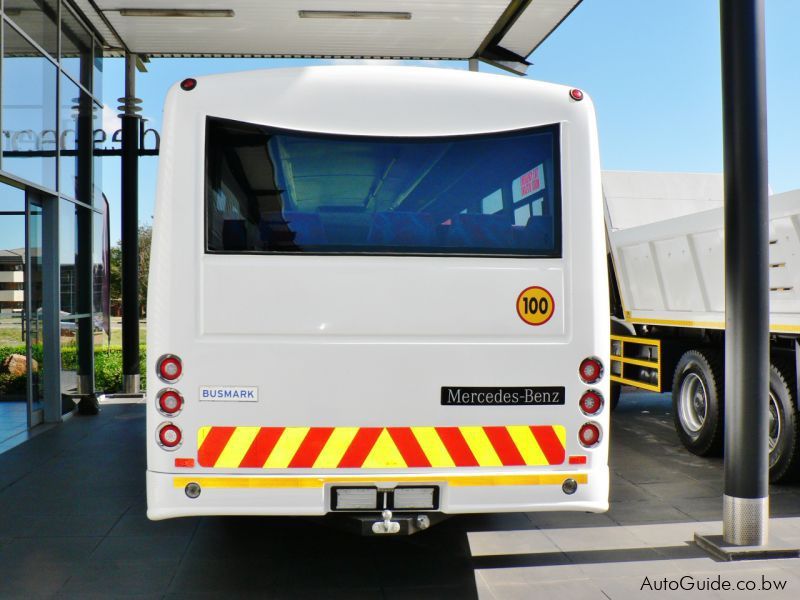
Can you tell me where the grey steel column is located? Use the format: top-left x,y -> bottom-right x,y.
119,54 -> 142,394
720,0 -> 770,546
77,76 -> 95,405
41,195 -> 61,423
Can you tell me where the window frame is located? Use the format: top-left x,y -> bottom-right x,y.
203,116 -> 563,259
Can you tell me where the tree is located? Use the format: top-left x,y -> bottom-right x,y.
109,225 -> 152,317
138,226 -> 151,317
109,244 -> 122,315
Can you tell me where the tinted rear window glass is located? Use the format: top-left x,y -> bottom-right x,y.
206,117 -> 561,256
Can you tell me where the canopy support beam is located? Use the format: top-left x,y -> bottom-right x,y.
120,53 -> 142,395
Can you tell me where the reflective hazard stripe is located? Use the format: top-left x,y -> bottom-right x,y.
196,425 -> 568,469
238,427 -> 284,468
264,427 -> 309,468
197,426 -> 235,467
483,426 -> 526,466
387,427 -> 430,468
173,473 -> 589,489
411,427 -> 455,468
312,427 -> 359,468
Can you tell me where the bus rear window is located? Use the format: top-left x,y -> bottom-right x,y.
205,117 -> 561,257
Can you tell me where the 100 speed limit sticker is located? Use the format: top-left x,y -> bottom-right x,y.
516,286 -> 555,326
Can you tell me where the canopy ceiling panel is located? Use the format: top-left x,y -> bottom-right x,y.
92,0 -> 507,58
68,0 -> 582,69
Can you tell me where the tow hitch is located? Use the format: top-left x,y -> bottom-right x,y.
326,511 -> 446,536
370,510 -> 439,535
372,510 -> 401,534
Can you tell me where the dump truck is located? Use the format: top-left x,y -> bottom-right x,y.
605,171 -> 799,482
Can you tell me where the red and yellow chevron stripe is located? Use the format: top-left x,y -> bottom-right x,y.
197,425 -> 566,469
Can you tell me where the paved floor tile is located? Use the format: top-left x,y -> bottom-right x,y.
0,536 -> 101,564
608,499 -> 692,525
526,510 -> 619,529
383,584 -> 479,599
467,528 -> 562,556
478,577 -> 609,600
637,480 -> 721,500
0,565 -> 74,598
108,512 -> 200,538
0,513 -> 119,538
542,523 -> 649,552
61,559 -> 180,595
90,534 -> 192,562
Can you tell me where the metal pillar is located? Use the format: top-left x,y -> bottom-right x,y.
468,58 -> 479,72
119,54 -> 142,394
721,0 -> 769,546
41,194 -> 61,423
77,77 -> 96,407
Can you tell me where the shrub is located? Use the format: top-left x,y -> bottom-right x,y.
94,345 -> 148,393
0,345 -> 27,365
0,373 -> 26,395
0,345 -> 147,396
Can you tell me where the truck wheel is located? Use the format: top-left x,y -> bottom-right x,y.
672,349 -> 724,456
769,359 -> 800,483
610,382 -> 621,411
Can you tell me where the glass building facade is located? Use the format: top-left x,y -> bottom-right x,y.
0,0 -> 107,442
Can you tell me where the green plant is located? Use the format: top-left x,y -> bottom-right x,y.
0,344 -> 147,396
0,344 -> 27,364
92,345 -> 148,393
0,372 -> 26,395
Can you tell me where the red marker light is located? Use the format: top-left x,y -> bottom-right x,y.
578,423 -> 601,448
158,423 -> 183,449
180,78 -> 197,91
569,88 -> 584,101
157,355 -> 182,383
157,389 -> 183,416
579,357 -> 603,384
579,390 -> 603,415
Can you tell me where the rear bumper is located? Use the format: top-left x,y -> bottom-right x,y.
146,468 -> 609,520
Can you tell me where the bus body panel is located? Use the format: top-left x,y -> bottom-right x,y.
200,256 -> 566,337
147,469 -> 610,520
147,66 -> 609,520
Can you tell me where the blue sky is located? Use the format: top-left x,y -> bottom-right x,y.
100,0 -> 800,244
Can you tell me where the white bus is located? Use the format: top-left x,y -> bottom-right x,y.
146,66 -> 609,534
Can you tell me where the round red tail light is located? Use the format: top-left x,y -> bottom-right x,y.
578,423 -> 601,448
157,389 -> 183,416
157,423 -> 182,449
579,357 -> 603,384
180,78 -> 197,91
579,390 -> 603,415
157,355 -> 182,383
569,88 -> 584,101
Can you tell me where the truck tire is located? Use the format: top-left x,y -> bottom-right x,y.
610,382 -> 621,411
672,349 -> 724,456
769,359 -> 800,483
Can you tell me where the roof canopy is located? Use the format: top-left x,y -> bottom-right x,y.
72,0 -> 581,73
